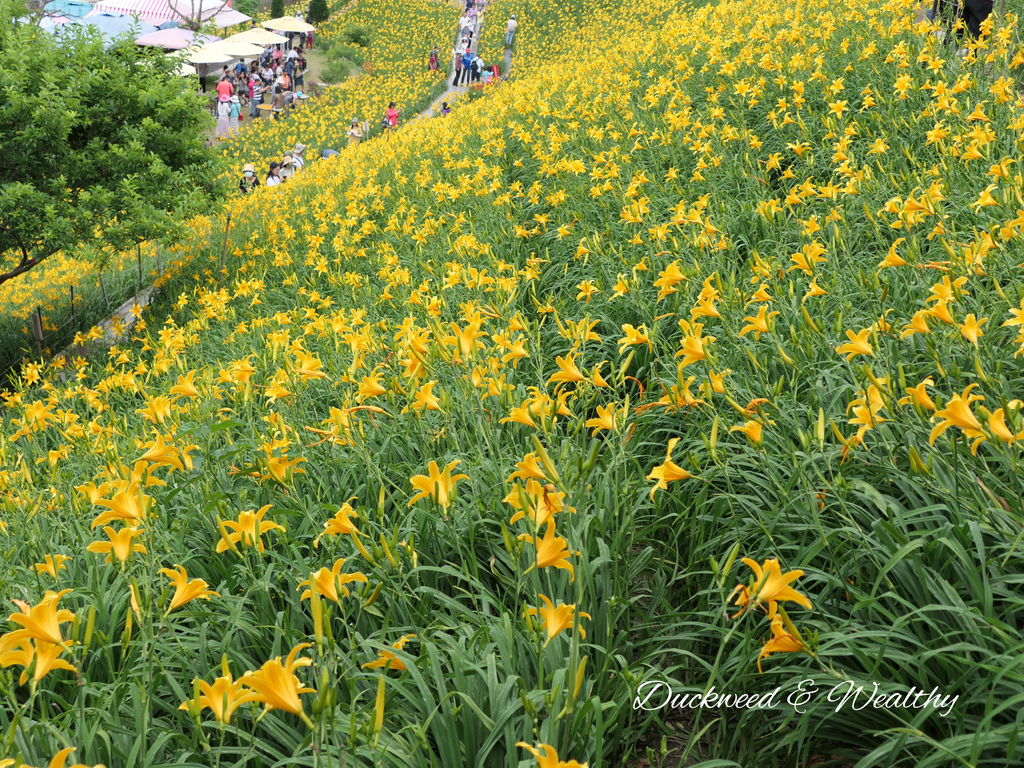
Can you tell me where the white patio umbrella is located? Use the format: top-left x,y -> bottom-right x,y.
226,27 -> 288,45
180,47 -> 232,64
263,16 -> 315,33
202,39 -> 264,57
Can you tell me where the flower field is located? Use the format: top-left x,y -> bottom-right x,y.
0,0 -> 454,382
218,0 -> 456,172
0,245 -> 165,380
3,0 -> 1024,766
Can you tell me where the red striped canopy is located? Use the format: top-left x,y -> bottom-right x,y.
86,0 -> 245,27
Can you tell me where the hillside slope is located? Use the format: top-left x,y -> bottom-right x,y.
2,0 -> 1024,766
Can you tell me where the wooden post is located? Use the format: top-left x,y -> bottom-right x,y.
99,276 -> 110,310
156,245 -> 162,275
219,213 -> 232,278
70,285 -> 77,335
31,308 -> 44,357
137,244 -> 143,287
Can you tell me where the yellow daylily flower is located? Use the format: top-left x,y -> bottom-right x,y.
730,420 -> 764,446
86,526 -> 147,564
516,742 -> 588,768
518,521 -> 578,581
836,328 -> 873,360
179,667 -> 257,725
0,637 -> 76,686
738,306 -> 779,340
313,502 -> 362,549
929,383 -> 986,453
959,313 -> 988,345
298,558 -> 368,603
757,614 -> 807,673
646,438 -> 693,499
216,505 -> 285,554
7,589 -> 75,648
158,565 -> 219,614
239,643 -> 315,723
362,634 -> 416,672
730,558 -> 813,618
524,594 -> 590,646
33,555 -> 71,581
407,460 -> 469,509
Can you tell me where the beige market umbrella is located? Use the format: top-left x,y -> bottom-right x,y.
180,47 -> 232,64
226,27 -> 288,45
176,61 -> 197,76
263,16 -> 315,33
202,39 -> 265,57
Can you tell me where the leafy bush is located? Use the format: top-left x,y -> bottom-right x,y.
319,58 -> 353,83
328,41 -> 366,65
340,22 -> 372,47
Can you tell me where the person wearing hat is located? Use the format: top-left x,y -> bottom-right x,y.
292,143 -> 306,170
215,96 -> 231,139
452,42 -> 464,86
347,118 -> 363,147
266,162 -> 282,187
280,154 -> 295,181
239,163 -> 260,194
228,95 -> 242,134
505,14 -> 517,47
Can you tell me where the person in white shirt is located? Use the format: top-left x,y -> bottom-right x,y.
265,162 -> 282,187
505,15 -> 517,47
292,143 -> 306,169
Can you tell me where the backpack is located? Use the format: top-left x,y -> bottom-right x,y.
382,114 -> 390,130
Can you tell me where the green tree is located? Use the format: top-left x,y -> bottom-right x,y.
0,7 -> 224,287
306,0 -> 329,25
234,0 -> 259,20
271,0 -> 285,19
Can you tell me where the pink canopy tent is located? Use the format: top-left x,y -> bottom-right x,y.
135,27 -> 219,47
86,0 -> 250,29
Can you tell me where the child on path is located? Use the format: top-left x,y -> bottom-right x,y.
228,95 -> 241,134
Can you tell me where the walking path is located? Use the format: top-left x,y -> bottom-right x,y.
417,0 -> 512,120
49,6 -> 513,375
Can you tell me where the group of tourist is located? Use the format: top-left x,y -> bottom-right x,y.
239,143 -> 308,193
232,0 -> 517,193
211,46 -> 310,138
449,1 -> 515,87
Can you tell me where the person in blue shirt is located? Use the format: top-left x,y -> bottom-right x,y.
460,50 -> 474,85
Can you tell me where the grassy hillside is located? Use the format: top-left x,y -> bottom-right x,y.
2,0 -> 1023,766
